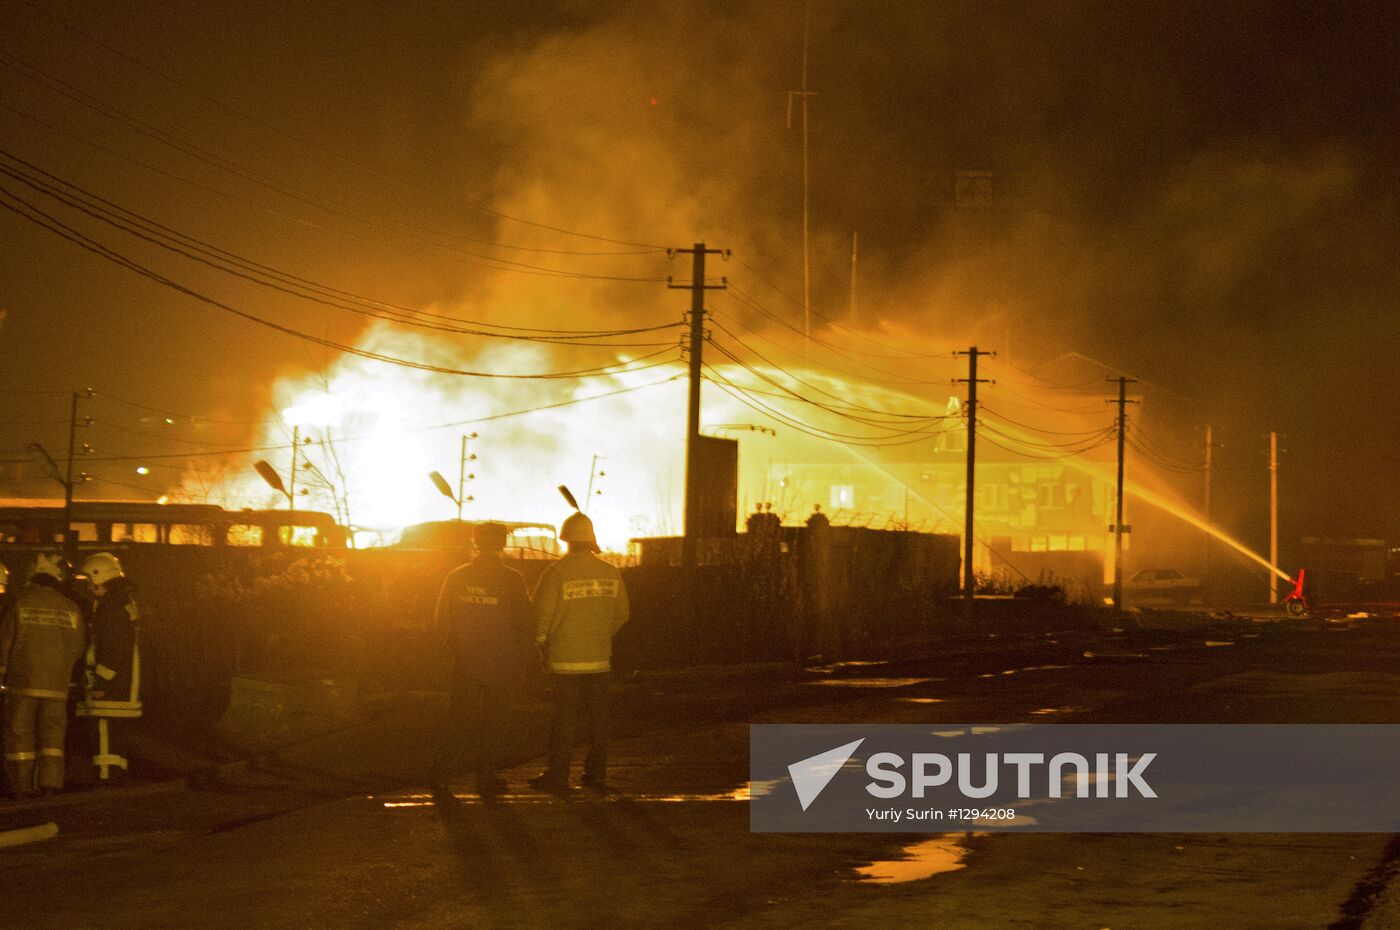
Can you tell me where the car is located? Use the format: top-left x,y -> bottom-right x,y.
394,520 -> 561,559
1124,568 -> 1202,604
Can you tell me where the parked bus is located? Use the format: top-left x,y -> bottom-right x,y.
0,499 -> 347,549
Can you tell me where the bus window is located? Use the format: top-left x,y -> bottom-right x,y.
226,524 -> 264,547
111,523 -> 159,544
168,524 -> 215,546
71,522 -> 99,542
506,528 -> 561,559
278,526 -> 318,547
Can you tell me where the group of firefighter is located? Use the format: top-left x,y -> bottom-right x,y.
432,509 -> 629,795
0,550 -> 141,797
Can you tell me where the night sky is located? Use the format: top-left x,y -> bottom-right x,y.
0,0 -> 1395,549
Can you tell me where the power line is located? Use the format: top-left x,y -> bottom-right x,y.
707,323 -> 942,424
721,285 -> 951,386
707,342 -> 941,432
0,152 -> 677,338
993,357 -> 1107,391
702,367 -> 943,447
977,404 -> 1113,438
729,256 -> 949,360
0,182 -> 681,381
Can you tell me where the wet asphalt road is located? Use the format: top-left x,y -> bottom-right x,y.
5,616 -> 1400,928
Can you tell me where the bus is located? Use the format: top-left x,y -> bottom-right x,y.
0,499 -> 348,550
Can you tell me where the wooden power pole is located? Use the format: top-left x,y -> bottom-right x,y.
954,347 -> 994,623
670,243 -> 726,567
1108,376 -> 1139,612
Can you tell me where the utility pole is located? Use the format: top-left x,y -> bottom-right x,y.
61,388 -> 94,562
848,231 -> 858,325
787,1 -> 815,348
669,243 -> 727,567
1107,377 -> 1140,612
954,347 -> 994,624
457,432 -> 478,521
585,454 -> 606,513
1203,425 -> 1214,598
287,425 -> 300,512
1269,430 -> 1279,604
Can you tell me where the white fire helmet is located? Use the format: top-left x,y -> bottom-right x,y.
81,551 -> 124,589
559,512 -> 597,546
32,552 -> 66,582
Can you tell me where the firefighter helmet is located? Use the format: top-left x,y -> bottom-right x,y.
81,551 -> 124,589
32,552 -> 66,581
559,512 -> 597,546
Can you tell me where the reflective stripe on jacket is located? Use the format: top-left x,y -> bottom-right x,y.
0,581 -> 85,699
532,552 -> 629,674
79,578 -> 142,718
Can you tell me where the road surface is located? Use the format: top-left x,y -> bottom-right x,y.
4,617 -> 1400,928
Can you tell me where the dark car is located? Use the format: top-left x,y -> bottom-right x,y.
395,520 -> 561,559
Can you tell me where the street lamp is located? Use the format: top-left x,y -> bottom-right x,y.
429,469 -> 473,519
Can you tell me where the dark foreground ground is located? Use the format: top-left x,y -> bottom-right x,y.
6,612 -> 1400,928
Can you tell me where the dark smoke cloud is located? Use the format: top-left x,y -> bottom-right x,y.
0,0 -> 1393,543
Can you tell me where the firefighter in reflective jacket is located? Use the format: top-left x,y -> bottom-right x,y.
0,553 -> 85,797
530,512 -> 629,793
76,552 -> 141,781
431,522 -> 531,793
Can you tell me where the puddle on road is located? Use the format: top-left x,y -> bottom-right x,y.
853,835 -> 972,884
806,660 -> 891,674
897,697 -> 945,704
379,787 -> 758,809
1204,640 -> 1235,647
978,664 -> 1073,679
1030,706 -> 1087,716
808,677 -> 933,689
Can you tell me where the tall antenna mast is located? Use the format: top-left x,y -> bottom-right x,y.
787,1 -> 814,351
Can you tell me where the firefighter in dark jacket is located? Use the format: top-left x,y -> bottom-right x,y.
1,553 -> 85,797
75,552 -> 141,781
431,522 -> 531,794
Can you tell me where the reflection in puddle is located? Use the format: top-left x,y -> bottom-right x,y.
380,789 -> 755,809
979,664 -> 1072,679
1203,640 -> 1235,647
809,677 -> 932,689
854,835 -> 972,884
806,660 -> 891,674
898,697 -> 945,704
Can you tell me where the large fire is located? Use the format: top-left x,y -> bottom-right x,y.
178,317 -> 1286,595
190,322 -> 952,551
